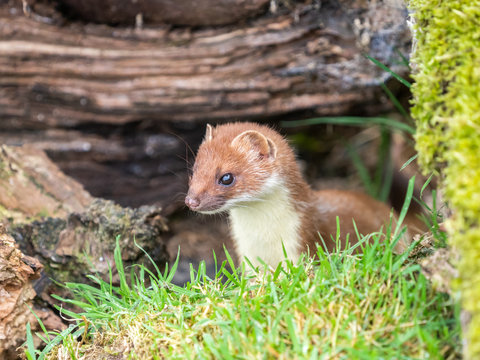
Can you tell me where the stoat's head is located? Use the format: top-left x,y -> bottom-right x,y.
185,123 -> 280,214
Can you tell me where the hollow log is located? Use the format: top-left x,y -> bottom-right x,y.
0,1 -> 410,128
0,0 -> 411,208
52,0 -> 271,26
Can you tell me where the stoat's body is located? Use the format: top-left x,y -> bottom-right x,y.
185,122 -> 407,268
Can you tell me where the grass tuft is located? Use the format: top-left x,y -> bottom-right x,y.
26,225 -> 460,359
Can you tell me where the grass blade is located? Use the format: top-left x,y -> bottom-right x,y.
393,176 -> 415,239
281,116 -> 415,134
25,323 -> 36,360
380,82 -> 412,122
345,143 -> 375,197
395,49 -> 411,69
365,54 -> 411,88
400,154 -> 418,171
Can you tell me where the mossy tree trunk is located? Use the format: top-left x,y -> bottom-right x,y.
409,1 -> 480,358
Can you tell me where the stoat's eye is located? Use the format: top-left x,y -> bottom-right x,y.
218,173 -> 235,186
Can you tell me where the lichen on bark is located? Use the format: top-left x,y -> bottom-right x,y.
12,199 -> 170,305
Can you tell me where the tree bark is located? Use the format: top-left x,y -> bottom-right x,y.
0,1 -> 410,128
51,0 -> 270,26
0,144 -> 93,222
0,0 -> 411,209
0,144 -> 170,314
0,224 -> 49,359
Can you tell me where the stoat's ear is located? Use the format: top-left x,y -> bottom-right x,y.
204,124 -> 214,142
231,130 -> 277,160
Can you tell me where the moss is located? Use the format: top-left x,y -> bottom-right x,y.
409,0 -> 480,357
0,203 -> 11,220
11,199 -> 169,303
0,154 -> 14,180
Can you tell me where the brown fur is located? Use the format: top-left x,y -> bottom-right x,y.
186,122 -> 408,262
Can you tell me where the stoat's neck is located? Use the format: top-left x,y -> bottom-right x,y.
229,183 -> 302,269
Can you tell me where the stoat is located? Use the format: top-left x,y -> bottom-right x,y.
185,122 -> 409,269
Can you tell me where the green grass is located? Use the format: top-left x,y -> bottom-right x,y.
25,229 -> 460,359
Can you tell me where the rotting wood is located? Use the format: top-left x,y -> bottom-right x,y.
0,144 -> 93,223
0,144 -> 170,316
0,1 -> 411,128
49,0 -> 271,26
0,224 -> 52,360
0,0 -> 411,209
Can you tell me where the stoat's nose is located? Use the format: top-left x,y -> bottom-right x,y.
185,195 -> 200,210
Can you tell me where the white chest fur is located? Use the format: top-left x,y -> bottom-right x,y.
229,185 -> 301,269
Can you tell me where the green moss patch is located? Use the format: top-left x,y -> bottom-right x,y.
409,0 -> 480,356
